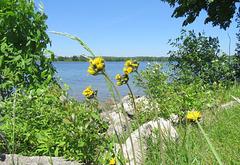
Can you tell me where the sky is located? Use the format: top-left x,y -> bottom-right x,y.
34,0 -> 239,57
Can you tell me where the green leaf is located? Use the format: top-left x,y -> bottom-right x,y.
45,75 -> 52,84
25,58 -> 32,65
41,70 -> 47,78
64,84 -> 69,91
91,112 -> 99,120
0,56 -> 4,67
54,148 -> 59,157
14,55 -> 22,61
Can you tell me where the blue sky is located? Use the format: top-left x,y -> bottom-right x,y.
35,0 -> 239,57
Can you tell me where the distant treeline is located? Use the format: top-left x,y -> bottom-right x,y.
54,55 -> 169,62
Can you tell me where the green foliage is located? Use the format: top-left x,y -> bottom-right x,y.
72,55 -> 79,61
0,0 -> 56,100
168,30 -> 235,85
0,84 -> 113,164
233,11 -> 240,80
133,62 -> 218,121
144,96 -> 240,164
161,0 -> 239,29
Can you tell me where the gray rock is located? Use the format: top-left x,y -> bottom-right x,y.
100,110 -> 131,138
115,117 -> 178,164
113,96 -> 160,116
105,98 -> 116,106
169,113 -> 179,124
0,154 -> 83,165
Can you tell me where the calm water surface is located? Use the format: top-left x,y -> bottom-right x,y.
53,62 -> 167,102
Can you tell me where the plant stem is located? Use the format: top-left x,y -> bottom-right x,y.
127,83 -> 145,164
95,97 -> 127,165
103,72 -> 137,165
136,70 -> 166,165
12,90 -> 17,165
103,72 -> 124,109
193,115 -> 223,165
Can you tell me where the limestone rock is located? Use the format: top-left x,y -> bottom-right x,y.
100,110 -> 131,137
115,117 -> 178,164
0,154 -> 83,165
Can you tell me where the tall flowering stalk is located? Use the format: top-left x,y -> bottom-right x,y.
85,56 -> 137,165
82,85 -> 126,165
130,61 -> 166,165
115,60 -> 146,164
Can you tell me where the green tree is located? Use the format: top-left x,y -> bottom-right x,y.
72,55 -> 79,61
168,30 -> 233,84
233,10 -> 240,80
236,10 -> 240,55
0,0 -> 56,100
57,56 -> 65,61
162,0 -> 240,30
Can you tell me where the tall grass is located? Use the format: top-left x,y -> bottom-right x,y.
144,88 -> 240,164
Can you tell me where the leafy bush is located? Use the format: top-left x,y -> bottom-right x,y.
133,62 -> 218,121
0,84 -> 113,164
168,30 -> 235,85
0,0 -> 56,100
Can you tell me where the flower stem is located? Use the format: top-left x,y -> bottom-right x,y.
136,70 -> 165,165
95,97 -> 127,165
103,72 -> 137,165
103,72 -> 124,109
126,83 -> 145,164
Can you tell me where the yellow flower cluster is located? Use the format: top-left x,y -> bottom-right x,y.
124,59 -> 139,72
115,73 -> 129,86
115,59 -> 139,86
82,85 -> 97,99
187,111 -> 201,122
87,57 -> 105,75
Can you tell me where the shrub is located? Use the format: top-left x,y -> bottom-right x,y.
133,62 -> 218,121
0,0 -> 57,100
0,84 -> 113,164
168,30 -> 235,85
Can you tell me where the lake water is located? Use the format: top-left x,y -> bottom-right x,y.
53,62 -> 167,102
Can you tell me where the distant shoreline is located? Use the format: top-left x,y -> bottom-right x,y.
52,56 -> 169,62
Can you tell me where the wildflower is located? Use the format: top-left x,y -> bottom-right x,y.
109,157 -> 115,165
124,59 -> 139,73
82,85 -> 97,99
125,60 -> 132,67
117,81 -> 122,86
127,67 -> 133,74
187,111 -> 201,122
123,67 -> 128,75
87,67 -> 96,75
116,73 -> 129,86
88,56 -> 105,75
115,74 -> 121,80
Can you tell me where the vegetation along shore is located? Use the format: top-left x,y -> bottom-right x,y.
0,0 -> 240,164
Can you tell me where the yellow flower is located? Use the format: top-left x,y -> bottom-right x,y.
109,157 -> 115,165
117,81 -> 122,86
89,59 -> 94,67
132,63 -> 139,67
87,67 -> 96,75
187,111 -> 201,122
115,74 -> 121,80
96,62 -> 104,69
125,60 -> 132,67
127,67 -> 133,74
82,85 -> 96,99
93,56 -> 103,65
123,67 -> 128,75
82,85 -> 93,96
